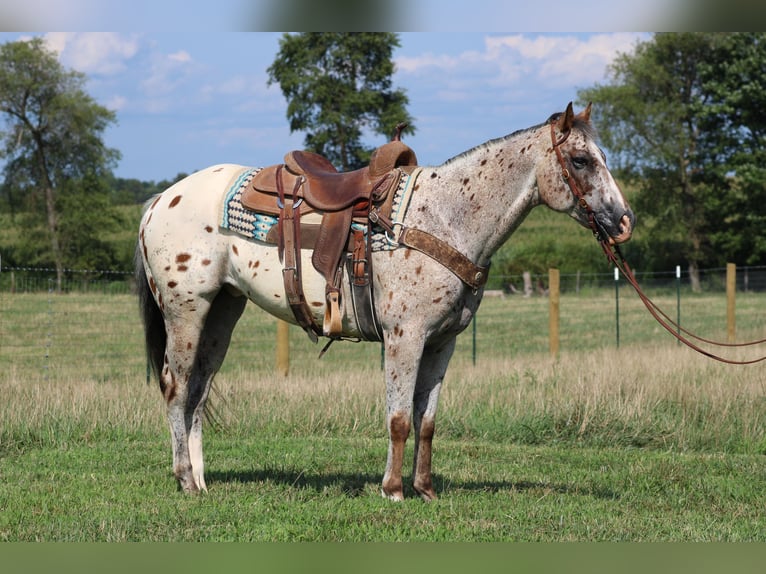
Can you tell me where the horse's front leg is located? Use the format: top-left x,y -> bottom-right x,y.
411,337 -> 456,501
380,328 -> 425,501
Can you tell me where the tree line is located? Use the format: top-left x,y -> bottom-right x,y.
1,33 -> 765,291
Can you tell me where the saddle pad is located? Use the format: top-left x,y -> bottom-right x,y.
220,167 -> 279,242
220,165 -> 422,250
370,167 -> 422,251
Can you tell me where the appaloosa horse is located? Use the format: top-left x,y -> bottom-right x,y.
136,103 -> 634,500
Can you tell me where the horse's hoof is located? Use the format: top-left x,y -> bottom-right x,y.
176,475 -> 201,494
381,488 -> 404,502
416,489 -> 437,502
414,484 -> 438,502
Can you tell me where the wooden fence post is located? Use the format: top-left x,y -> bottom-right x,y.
276,319 -> 290,376
549,268 -> 560,357
727,263 -> 736,343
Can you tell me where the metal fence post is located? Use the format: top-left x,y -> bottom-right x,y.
676,265 -> 681,344
727,263 -> 736,343
614,267 -> 620,348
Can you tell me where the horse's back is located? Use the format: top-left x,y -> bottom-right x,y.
139,165 -> 252,298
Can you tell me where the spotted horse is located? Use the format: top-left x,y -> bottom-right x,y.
135,103 -> 634,500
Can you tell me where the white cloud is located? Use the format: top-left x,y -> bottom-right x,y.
397,33 -> 644,90
44,32 -> 140,75
168,50 -> 192,63
105,95 -> 128,111
141,49 -> 197,99
486,33 -> 643,86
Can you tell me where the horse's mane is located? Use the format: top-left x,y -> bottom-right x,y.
441,124 -> 542,166
441,114 -> 597,166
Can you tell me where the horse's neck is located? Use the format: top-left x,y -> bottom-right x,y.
408,132 -> 541,266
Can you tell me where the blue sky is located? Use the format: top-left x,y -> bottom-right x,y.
0,31 -> 648,182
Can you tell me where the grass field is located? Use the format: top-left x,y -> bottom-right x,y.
1,289 -> 765,541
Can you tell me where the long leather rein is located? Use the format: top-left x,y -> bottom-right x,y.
551,123 -> 766,365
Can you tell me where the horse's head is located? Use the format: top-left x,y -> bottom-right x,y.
538,102 -> 634,245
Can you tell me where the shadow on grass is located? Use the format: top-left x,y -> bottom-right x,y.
206,468 -> 620,500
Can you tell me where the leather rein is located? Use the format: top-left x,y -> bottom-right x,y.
551,123 -> 766,365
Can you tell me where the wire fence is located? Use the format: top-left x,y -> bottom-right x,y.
4,264 -> 766,295
2,264 -> 766,383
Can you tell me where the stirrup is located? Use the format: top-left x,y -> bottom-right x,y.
323,289 -> 342,338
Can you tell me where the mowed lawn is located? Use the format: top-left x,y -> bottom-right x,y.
1,290 -> 765,541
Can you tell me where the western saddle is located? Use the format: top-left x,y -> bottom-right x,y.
241,125 -> 418,342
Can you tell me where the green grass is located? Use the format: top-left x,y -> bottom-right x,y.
2,437 -> 764,542
1,290 -> 766,541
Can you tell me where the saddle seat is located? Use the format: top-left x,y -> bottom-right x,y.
240,131 -> 417,342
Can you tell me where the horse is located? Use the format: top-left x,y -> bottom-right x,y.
135,102 -> 634,500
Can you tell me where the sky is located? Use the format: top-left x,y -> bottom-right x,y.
0,31 -> 651,183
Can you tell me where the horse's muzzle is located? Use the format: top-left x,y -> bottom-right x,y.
608,211 -> 635,245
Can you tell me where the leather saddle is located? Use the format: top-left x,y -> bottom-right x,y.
240,130 -> 417,341
242,139 -> 416,215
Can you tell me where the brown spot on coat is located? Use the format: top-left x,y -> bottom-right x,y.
168,281 -> 178,288
232,245 -> 239,256
201,259 -> 211,266
165,381 -> 177,403
176,253 -> 191,263
168,195 -> 182,208
205,226 -> 213,233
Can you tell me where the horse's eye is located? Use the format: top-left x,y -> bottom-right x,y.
571,156 -> 589,170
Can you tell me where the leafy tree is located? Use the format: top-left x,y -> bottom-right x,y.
267,33 -> 414,171
0,37 -> 120,290
695,33 -> 766,267
579,34 -> 717,290
579,33 -> 766,289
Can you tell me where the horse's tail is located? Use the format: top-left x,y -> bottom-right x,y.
135,233 -> 166,385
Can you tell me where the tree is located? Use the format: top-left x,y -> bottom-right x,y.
0,38 -> 120,290
694,33 -> 766,267
579,34 -> 718,290
579,33 -> 766,289
267,33 -> 414,171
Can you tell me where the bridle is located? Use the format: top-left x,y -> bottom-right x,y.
551,122 -> 766,365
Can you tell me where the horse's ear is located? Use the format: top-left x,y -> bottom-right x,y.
557,102 -> 575,133
580,102 -> 592,123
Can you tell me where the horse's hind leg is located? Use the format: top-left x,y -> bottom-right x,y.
164,288 -> 247,493
187,288 -> 247,491
411,338 -> 456,501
